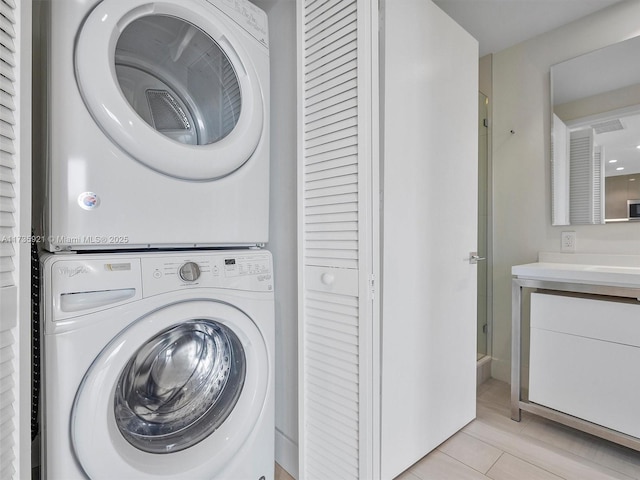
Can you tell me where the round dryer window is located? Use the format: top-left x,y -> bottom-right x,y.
114,320 -> 245,454
75,0 -> 265,180
115,16 -> 241,146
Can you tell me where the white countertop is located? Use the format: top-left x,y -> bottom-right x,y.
512,256 -> 640,288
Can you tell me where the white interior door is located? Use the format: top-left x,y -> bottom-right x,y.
297,0 -> 376,478
380,1 -> 478,478
0,0 -> 31,477
298,1 -> 477,479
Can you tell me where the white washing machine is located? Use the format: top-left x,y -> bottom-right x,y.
34,0 -> 270,251
40,250 -> 274,479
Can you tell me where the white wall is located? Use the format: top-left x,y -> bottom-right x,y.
251,0 -> 299,476
491,0 -> 640,382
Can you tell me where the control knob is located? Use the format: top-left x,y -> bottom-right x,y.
179,262 -> 201,282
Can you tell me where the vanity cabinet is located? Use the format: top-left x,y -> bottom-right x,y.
511,257 -> 640,451
529,293 -> 640,439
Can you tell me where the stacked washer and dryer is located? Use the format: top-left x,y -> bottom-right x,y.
34,0 -> 274,479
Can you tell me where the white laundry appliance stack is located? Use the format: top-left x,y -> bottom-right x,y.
33,0 -> 274,479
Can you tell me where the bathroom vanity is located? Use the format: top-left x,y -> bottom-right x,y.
511,253 -> 640,450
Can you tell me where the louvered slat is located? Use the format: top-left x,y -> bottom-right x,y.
0,71 -> 14,96
306,117 -> 358,144
0,28 -> 16,52
0,104 -> 15,125
0,59 -> 16,82
0,91 -> 14,112
306,194 -> 358,210
305,211 -> 358,225
0,17 -> 14,40
306,106 -> 357,135
0,196 -> 13,213
307,163 -> 357,181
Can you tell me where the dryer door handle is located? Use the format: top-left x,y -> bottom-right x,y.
60,288 -> 136,313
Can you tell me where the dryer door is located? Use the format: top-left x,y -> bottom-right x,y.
71,300 -> 269,479
75,0 -> 265,180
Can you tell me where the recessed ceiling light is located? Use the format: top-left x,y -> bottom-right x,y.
609,159 -> 618,163
637,145 -> 640,149
616,167 -> 625,171
630,178 -> 636,182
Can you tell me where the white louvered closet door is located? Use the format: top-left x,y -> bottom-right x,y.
0,0 -> 31,478
551,114 -> 570,225
569,129 -> 597,224
297,1 -> 377,479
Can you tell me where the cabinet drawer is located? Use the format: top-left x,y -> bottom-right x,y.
530,292 -> 640,347
529,327 -> 640,438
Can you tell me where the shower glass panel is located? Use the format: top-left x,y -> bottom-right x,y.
477,92 -> 489,360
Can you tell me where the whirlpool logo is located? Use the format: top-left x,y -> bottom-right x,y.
57,266 -> 90,278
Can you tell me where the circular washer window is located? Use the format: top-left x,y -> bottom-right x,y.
115,15 -> 241,146
114,320 -> 245,454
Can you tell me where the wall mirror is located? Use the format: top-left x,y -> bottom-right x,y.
551,35 -> 640,225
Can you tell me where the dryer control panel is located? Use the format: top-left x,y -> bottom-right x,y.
209,0 -> 269,48
141,251 -> 273,297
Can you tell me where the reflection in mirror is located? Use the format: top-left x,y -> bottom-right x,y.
551,35 -> 640,225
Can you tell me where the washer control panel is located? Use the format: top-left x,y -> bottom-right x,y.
142,251 -> 273,297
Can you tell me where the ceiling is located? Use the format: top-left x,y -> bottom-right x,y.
432,0 -> 628,57
593,112 -> 640,177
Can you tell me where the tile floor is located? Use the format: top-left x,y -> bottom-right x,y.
278,378 -> 640,479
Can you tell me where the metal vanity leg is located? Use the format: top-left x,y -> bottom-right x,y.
510,278 -> 522,422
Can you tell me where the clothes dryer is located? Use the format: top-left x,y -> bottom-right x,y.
40,249 -> 274,479
35,0 -> 269,251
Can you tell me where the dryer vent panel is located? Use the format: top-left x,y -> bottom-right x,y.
146,89 -> 191,131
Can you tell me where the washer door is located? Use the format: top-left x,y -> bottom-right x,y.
75,0 -> 265,180
72,300 -> 269,479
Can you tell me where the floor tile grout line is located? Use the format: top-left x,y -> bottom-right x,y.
484,450 -> 505,477
438,430 -> 505,475
509,452 -> 571,480
435,449 -> 492,478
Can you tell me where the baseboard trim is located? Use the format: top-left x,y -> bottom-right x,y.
275,428 -> 298,479
477,355 -> 492,386
491,357 -> 510,384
